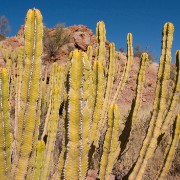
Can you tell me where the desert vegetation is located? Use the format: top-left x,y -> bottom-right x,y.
0,8 -> 179,180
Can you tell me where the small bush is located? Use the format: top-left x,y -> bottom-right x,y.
0,16 -> 10,41
43,24 -> 70,58
134,43 -> 156,62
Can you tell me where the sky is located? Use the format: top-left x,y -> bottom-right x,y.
0,0 -> 180,62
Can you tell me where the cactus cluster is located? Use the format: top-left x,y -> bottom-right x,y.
0,8 -> 179,180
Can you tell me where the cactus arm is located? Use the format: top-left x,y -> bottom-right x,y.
0,68 -> 12,179
14,46 -> 24,150
158,115 -> 180,179
52,134 -> 66,179
131,53 -> 149,125
113,33 -> 133,103
87,45 -> 93,62
99,104 -> 120,179
96,21 -> 106,65
99,43 -> 116,135
99,104 -> 114,179
41,64 -> 64,179
92,61 -> 98,102
161,50 -> 180,133
89,22 -> 106,145
41,66 -> 48,116
90,61 -> 105,145
105,104 -> 121,179
32,140 -> 45,180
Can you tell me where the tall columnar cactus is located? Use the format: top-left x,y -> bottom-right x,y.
64,50 -> 94,179
113,33 -> 133,103
0,8 -> 180,179
40,63 -> 64,179
129,22 -> 174,180
161,50 -> 180,134
14,46 -> 24,155
12,9 -> 43,179
32,140 -> 45,180
96,21 -> 106,65
131,52 -> 149,125
158,115 -> 180,179
87,45 -> 93,61
97,43 -> 116,144
0,68 -> 12,180
90,21 -> 106,145
90,61 -> 105,145
99,104 -> 120,180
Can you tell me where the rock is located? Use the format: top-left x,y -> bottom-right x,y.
16,25 -> 24,37
86,170 -> 98,180
73,31 -> 91,51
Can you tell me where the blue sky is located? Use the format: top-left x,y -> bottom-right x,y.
1,0 -> 180,62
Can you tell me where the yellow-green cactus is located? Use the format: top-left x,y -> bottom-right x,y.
87,45 -> 93,62
161,50 -> 180,134
0,68 -> 12,180
32,140 -> 45,179
129,22 -> 174,180
158,114 -> 180,179
12,9 -> 43,179
113,33 -> 133,103
40,64 -> 64,179
97,43 -> 116,144
131,52 -> 149,125
99,104 -> 120,179
96,21 -> 106,65
64,50 -> 95,179
90,61 -> 105,145
14,46 -> 24,153
64,50 -> 84,179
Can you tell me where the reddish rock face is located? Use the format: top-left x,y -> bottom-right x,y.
2,37 -> 23,48
73,31 -> 91,51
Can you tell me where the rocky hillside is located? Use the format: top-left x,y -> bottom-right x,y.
0,24 -> 179,179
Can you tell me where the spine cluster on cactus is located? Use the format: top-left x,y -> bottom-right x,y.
0,8 -> 179,180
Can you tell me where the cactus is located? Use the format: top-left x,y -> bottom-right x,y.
87,45 -> 93,62
63,50 -> 94,179
129,22 -> 174,180
99,104 -> 120,179
112,33 -> 133,103
12,9 -> 43,179
0,8 -> 179,180
96,21 -> 106,65
161,50 -> 180,134
99,43 -> 116,135
158,115 -> 180,179
0,68 -> 12,180
131,52 -> 149,125
40,63 -> 64,179
32,140 -> 45,179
